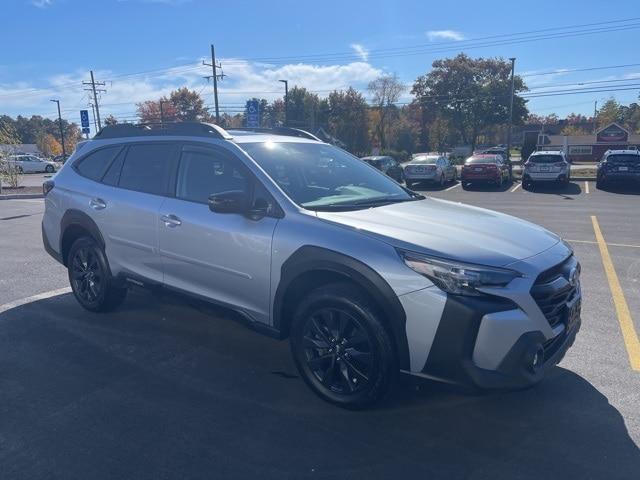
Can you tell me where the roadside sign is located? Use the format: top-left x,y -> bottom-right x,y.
80,110 -> 90,128
82,127 -> 90,134
246,100 -> 260,128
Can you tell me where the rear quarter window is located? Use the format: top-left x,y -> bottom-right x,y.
74,146 -> 122,181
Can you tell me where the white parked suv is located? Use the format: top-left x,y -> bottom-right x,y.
522,151 -> 570,188
42,123 -> 581,408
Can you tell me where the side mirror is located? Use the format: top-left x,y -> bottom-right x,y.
247,197 -> 270,221
208,190 -> 248,214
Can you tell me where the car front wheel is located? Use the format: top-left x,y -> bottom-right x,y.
290,282 -> 397,408
67,236 -> 127,313
45,164 -> 54,173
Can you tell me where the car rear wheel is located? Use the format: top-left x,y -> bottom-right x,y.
67,236 -> 127,313
596,177 -> 605,189
45,164 -> 54,173
439,174 -> 445,187
290,282 -> 397,409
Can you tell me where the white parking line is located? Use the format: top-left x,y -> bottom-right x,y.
0,287 -> 71,315
445,182 -> 460,191
584,181 -> 590,194
510,182 -> 521,193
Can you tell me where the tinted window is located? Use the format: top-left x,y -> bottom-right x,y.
176,149 -> 248,204
119,143 -> 176,195
75,146 -> 121,181
529,155 -> 564,164
412,156 -> 438,164
607,154 -> 640,165
466,156 -> 499,164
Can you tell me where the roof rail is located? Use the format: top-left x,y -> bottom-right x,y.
94,122 -> 233,140
228,127 -> 321,141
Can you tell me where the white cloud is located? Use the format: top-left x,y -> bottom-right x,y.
350,43 -> 369,62
31,0 -> 53,7
426,30 -> 465,41
0,59 -> 384,120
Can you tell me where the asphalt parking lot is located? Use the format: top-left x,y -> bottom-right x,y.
1,181 -> 639,480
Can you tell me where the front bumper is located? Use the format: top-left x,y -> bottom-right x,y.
399,240 -> 580,389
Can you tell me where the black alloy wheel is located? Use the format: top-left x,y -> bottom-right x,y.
301,307 -> 374,395
290,283 -> 396,408
70,246 -> 103,304
67,236 -> 127,312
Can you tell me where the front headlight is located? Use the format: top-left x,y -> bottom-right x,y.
399,250 -> 522,296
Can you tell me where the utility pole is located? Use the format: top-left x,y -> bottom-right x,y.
83,71 -> 106,130
159,100 -> 165,124
279,79 -> 289,126
88,103 -> 98,131
203,44 -> 225,124
593,100 -> 598,133
50,99 -> 66,157
506,57 -> 516,162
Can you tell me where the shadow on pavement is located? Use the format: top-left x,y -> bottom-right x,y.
0,289 -> 638,480
523,181 -> 583,197
410,179 -> 458,192
596,180 -> 640,196
461,179 -> 514,192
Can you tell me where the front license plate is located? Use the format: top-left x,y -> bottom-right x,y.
474,168 -> 483,172
565,293 -> 581,331
618,166 -> 629,171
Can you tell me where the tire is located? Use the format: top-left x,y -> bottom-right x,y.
45,164 -> 54,173
596,177 -> 604,189
439,174 -> 445,187
17,166 -> 23,173
461,181 -> 469,190
406,181 -> 414,189
67,236 -> 127,313
290,282 -> 397,409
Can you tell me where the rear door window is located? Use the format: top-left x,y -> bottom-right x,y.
118,143 -> 178,195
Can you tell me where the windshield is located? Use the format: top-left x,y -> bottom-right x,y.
529,155 -> 563,163
466,156 -> 498,164
241,142 -> 418,210
411,156 -> 438,164
607,154 -> 640,164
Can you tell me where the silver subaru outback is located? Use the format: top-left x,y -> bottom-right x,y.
42,123 -> 581,408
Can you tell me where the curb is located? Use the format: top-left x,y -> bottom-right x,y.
0,193 -> 44,200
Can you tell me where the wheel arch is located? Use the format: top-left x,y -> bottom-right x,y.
60,209 -> 106,266
273,246 -> 410,370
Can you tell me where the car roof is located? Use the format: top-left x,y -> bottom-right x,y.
532,151 -> 564,155
605,149 -> 640,155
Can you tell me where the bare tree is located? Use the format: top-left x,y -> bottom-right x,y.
368,74 -> 405,149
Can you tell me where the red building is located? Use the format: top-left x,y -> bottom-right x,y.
536,123 -> 640,162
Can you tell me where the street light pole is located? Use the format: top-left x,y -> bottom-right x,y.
50,99 -> 66,157
279,79 -> 288,126
506,57 -> 516,162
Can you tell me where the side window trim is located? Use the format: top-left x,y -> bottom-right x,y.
99,144 -> 128,185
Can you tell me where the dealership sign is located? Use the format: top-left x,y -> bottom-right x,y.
596,123 -> 628,143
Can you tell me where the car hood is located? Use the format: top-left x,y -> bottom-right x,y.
315,197 -> 560,267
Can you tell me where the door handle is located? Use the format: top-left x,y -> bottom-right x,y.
90,198 -> 107,210
161,214 -> 182,227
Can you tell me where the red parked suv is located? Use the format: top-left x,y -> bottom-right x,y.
461,154 -> 510,189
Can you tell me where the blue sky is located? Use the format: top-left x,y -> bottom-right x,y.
1,0 -> 639,124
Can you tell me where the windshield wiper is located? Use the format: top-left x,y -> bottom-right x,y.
307,196 -> 422,211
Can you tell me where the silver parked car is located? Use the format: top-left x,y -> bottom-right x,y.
6,154 -> 57,173
42,123 -> 581,408
404,153 -> 456,188
523,151 -> 570,188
